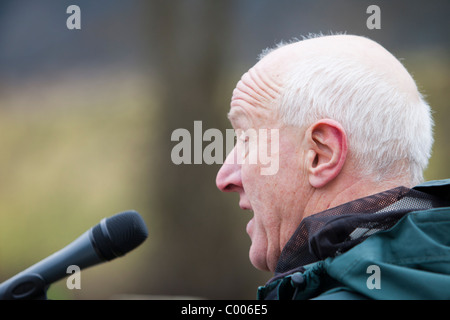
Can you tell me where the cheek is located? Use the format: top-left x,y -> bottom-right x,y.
245,149 -> 308,226
241,164 -> 276,203
242,164 -> 284,236
241,149 -> 307,271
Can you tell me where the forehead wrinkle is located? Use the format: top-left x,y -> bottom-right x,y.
231,65 -> 282,111
231,77 -> 268,110
250,66 -> 282,101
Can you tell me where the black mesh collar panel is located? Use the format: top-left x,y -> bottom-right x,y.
275,186 -> 450,274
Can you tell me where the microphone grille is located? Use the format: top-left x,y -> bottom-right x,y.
92,210 -> 148,260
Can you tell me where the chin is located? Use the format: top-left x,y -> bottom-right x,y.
249,243 -> 272,272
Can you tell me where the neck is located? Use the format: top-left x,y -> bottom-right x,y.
303,174 -> 412,221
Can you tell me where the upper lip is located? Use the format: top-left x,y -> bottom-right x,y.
239,201 -> 252,211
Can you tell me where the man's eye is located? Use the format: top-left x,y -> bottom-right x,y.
238,129 -> 250,139
235,131 -> 250,158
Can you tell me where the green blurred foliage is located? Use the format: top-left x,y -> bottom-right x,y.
0,70 -> 158,299
401,50 -> 450,181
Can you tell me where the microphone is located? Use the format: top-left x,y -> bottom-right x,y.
0,210 -> 148,300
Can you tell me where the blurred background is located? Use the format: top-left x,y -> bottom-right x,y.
0,0 -> 448,299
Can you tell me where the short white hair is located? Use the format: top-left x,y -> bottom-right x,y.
265,36 -> 434,185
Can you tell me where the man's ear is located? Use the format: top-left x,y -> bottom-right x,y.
305,119 -> 348,188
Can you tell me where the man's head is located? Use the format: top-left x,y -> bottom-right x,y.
216,34 -> 433,272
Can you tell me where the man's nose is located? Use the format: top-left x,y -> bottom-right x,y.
216,147 -> 242,193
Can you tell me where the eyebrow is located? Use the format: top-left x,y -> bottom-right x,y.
227,107 -> 251,129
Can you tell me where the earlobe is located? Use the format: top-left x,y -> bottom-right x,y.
307,119 -> 348,188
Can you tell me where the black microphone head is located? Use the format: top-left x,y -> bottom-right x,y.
91,210 -> 148,261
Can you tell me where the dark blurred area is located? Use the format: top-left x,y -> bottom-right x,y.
0,0 -> 448,299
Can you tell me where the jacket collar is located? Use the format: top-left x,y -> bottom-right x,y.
274,180 -> 450,275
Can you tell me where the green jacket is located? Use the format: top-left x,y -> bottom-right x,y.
257,179 -> 450,300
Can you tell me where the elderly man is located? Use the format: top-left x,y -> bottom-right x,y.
216,34 -> 450,299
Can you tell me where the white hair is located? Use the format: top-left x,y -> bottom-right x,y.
265,36 -> 434,185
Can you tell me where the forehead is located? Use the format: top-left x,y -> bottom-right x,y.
228,62 -> 283,129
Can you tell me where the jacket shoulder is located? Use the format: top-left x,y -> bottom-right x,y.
413,179 -> 450,201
